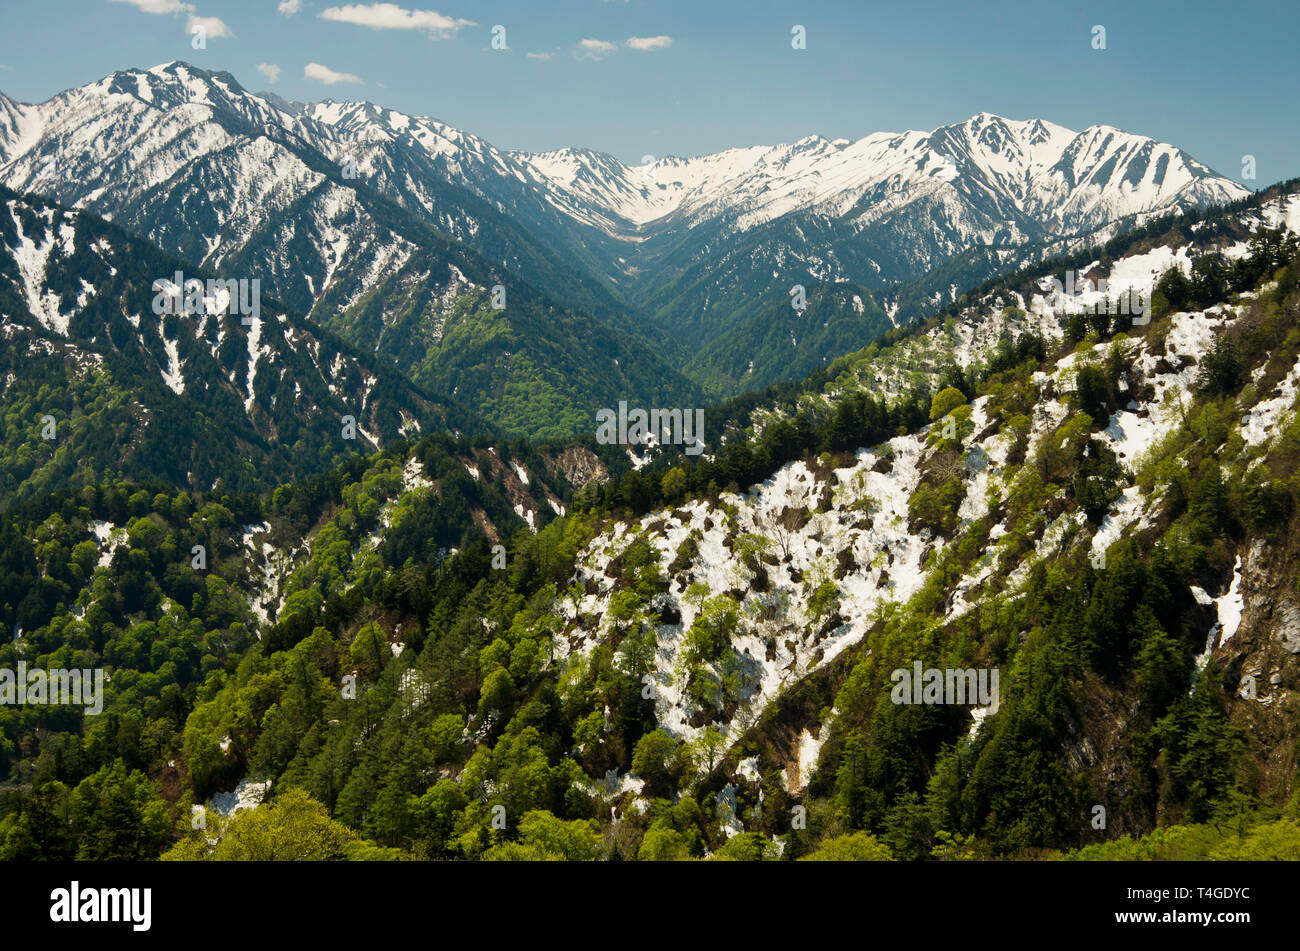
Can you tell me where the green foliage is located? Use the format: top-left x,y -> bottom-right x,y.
709,832 -> 778,861
631,730 -> 681,797
908,476 -> 966,538
498,810 -> 599,861
929,387 -> 967,422
1067,816 -> 1300,861
1153,666 -> 1248,823
799,831 -> 894,861
163,787 -> 378,860
333,282 -> 698,441
638,822 -> 691,861
1197,336 -> 1244,396
5,184 -> 1300,864
808,580 -> 840,621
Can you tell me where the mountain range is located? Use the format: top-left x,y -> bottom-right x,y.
0,62 -> 1250,428
3,162 -> 1297,862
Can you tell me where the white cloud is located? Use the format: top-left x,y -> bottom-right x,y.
525,52 -> 553,61
186,14 -> 232,38
109,0 -> 191,13
577,38 -> 617,59
303,62 -> 364,85
255,63 -> 282,84
319,3 -> 475,36
626,35 -> 673,51
277,0 -> 302,16
110,0 -> 230,39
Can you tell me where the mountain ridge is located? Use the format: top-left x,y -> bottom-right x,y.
0,62 -> 1255,419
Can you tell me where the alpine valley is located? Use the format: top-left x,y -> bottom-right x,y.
0,62 -> 1249,423
1,59 -> 1299,863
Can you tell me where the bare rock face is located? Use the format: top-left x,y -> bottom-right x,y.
1276,601 -> 1300,654
551,446 -> 609,488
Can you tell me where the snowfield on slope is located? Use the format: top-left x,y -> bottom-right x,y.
550,222 -> 1299,782
557,434 -> 940,746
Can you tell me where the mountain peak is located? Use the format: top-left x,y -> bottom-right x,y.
0,60 -> 1252,341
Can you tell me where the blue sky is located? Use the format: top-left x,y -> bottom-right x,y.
1,0 -> 1297,183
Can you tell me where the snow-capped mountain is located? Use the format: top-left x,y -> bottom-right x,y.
0,63 -> 1252,409
0,64 -> 619,318
519,113 -> 1243,240
587,113 -> 1250,377
0,64 -> 700,437
0,185 -> 470,497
